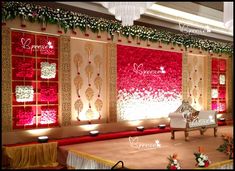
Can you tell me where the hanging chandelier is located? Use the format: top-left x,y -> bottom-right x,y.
223,2 -> 233,32
100,2 -> 155,26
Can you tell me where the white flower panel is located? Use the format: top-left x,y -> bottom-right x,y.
219,74 -> 225,85
211,89 -> 218,98
41,62 -> 56,79
15,86 -> 34,102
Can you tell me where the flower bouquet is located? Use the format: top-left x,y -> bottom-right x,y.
217,134 -> 233,159
194,147 -> 210,167
166,153 -> 181,169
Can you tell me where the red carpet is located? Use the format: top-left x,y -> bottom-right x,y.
57,127 -> 171,146
4,121 -> 226,147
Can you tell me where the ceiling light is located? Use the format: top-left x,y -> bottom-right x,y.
100,2 -> 155,26
224,2 -> 233,32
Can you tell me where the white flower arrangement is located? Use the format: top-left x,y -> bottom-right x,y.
15,85 -> 34,102
219,74 -> 225,85
41,62 -> 56,79
194,151 -> 211,167
172,159 -> 181,169
167,154 -> 181,169
211,89 -> 218,98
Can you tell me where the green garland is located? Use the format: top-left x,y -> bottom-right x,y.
2,1 -> 233,56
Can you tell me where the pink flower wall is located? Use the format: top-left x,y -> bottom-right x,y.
117,45 -> 182,121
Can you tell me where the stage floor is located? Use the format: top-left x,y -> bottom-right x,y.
58,125 -> 233,169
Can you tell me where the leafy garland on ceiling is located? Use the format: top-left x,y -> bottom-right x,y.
2,1 -> 233,56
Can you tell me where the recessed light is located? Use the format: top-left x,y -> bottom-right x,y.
38,136 -> 48,143
158,124 -> 166,129
136,126 -> 145,131
89,130 -> 99,136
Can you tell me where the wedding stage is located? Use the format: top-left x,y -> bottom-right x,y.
58,125 -> 233,169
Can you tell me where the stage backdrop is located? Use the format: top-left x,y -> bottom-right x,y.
117,45 -> 182,121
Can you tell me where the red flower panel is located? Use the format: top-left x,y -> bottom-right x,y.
211,58 -> 227,112
12,56 -> 36,80
219,101 -> 226,112
13,106 -> 36,129
219,59 -> 226,72
212,59 -> 219,71
36,35 -> 58,58
211,73 -> 219,85
11,31 -> 23,56
211,101 -> 218,111
48,36 -> 59,58
219,87 -> 226,99
38,106 -> 58,127
38,82 -> 58,104
11,31 -> 36,56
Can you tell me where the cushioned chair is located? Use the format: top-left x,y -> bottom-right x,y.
168,100 -> 218,141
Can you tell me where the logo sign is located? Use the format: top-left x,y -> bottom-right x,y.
21,38 -> 55,55
178,23 -> 211,35
133,63 -> 166,76
129,136 -> 161,150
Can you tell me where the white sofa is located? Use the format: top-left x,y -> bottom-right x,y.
168,100 -> 218,141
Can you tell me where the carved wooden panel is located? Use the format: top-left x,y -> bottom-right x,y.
71,39 -> 109,124
187,54 -> 208,111
60,36 -> 71,126
2,27 -> 12,132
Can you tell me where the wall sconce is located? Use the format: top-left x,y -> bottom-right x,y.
136,126 -> 145,131
158,124 -> 166,129
89,130 -> 99,136
38,136 -> 49,143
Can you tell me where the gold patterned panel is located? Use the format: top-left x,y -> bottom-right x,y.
60,36 -> 71,126
198,79 -> 202,89
187,54 -> 207,111
85,87 -> 94,101
74,75 -> 83,90
85,43 -> 94,120
85,64 -> 94,81
85,108 -> 95,121
93,53 -> 103,120
207,56 -> 212,110
182,52 -> 188,101
95,99 -> 103,112
107,43 -> 117,122
71,39 -> 108,123
73,53 -> 84,121
94,55 -> 102,68
74,99 -> 83,112
227,58 -> 232,113
73,53 -> 83,72
85,42 -> 94,57
94,76 -> 102,91
2,27 -> 12,132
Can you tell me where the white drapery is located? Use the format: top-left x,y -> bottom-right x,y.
66,150 -> 115,169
